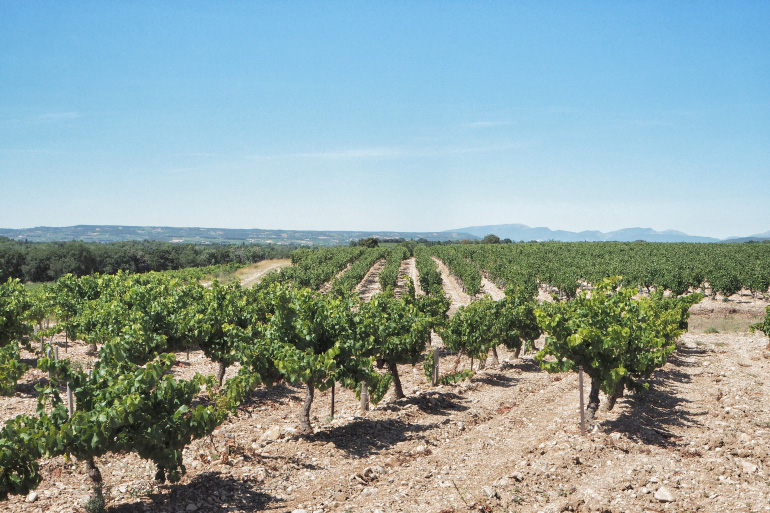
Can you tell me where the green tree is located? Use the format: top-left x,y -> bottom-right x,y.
481,234 -> 501,244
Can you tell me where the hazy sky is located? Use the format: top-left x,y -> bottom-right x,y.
2,2 -> 768,239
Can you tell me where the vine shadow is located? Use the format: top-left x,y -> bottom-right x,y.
602,347 -> 708,446
401,390 -> 470,416
471,371 -> 519,388
108,472 -> 281,513
500,358 -> 542,374
247,381 -> 304,406
310,417 -> 434,458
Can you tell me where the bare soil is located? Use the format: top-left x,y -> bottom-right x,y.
236,260 -> 292,288
433,258 -> 471,316
356,260 -> 385,302
319,265 -> 352,295
394,258 -> 418,299
4,268 -> 770,513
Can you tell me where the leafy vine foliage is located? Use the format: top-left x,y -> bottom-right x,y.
2,239 -> 751,506
0,278 -> 34,396
535,277 -> 702,423
750,305 -> 770,338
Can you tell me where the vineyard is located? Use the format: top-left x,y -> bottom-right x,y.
1,242 -> 770,513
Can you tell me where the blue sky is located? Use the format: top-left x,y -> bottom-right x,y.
1,2 -> 768,239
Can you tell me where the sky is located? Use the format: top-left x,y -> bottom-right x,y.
1,2 -> 768,239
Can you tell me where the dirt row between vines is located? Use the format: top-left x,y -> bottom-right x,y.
4,260 -> 770,513
356,259 -> 386,302
237,260 -> 293,289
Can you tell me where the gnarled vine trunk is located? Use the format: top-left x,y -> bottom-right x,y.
451,349 -> 463,374
584,380 -> 601,426
489,346 -> 499,367
603,382 -> 624,412
388,361 -> 405,399
215,361 -> 226,386
85,457 -> 102,485
84,456 -> 105,512
299,380 -> 315,435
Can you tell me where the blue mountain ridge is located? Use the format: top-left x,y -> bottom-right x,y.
445,224 -> 758,243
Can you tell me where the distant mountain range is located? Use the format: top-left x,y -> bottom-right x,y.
0,225 -> 474,245
447,224 -> 770,243
0,224 -> 767,245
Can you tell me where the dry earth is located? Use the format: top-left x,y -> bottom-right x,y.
394,259 -> 418,299
405,259 -> 423,297
319,265 -> 352,295
356,260 -> 386,302
432,258 -> 472,317
236,260 -> 293,289
3,264 -> 770,513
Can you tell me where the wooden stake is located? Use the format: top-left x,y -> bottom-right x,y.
579,365 -> 586,435
360,381 -> 369,413
330,382 -> 335,419
67,383 -> 74,417
431,348 -> 440,387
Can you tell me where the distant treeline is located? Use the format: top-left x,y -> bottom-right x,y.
0,237 -> 296,283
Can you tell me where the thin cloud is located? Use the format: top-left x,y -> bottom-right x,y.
292,147 -> 405,159
0,148 -> 52,154
619,119 -> 675,128
465,121 -> 515,128
33,112 -> 83,123
177,152 -> 225,158
246,147 -> 404,160
246,141 -> 532,161
165,167 -> 199,175
2,112 -> 83,125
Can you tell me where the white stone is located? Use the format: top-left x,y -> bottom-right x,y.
482,485 -> 496,498
654,486 -> 676,502
494,476 -> 510,488
26,491 -> 39,502
739,459 -> 759,474
260,425 -> 282,442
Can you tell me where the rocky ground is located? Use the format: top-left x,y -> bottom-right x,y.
3,263 -> 770,513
